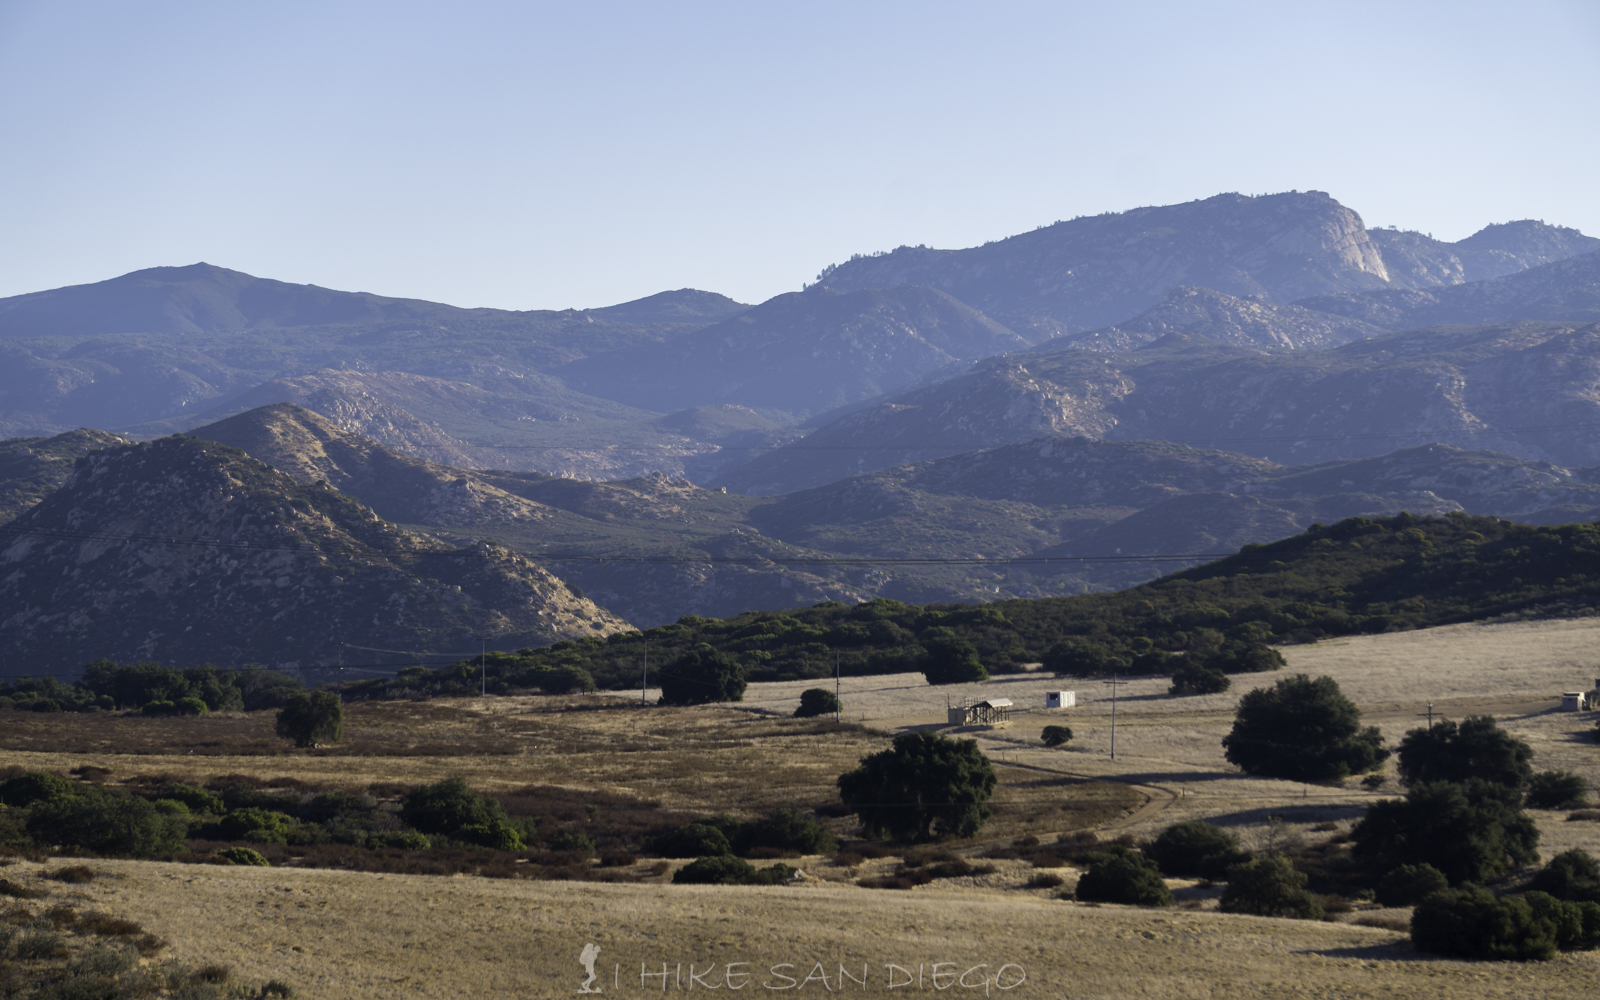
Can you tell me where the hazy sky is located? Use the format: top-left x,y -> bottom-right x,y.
2,1 -> 1597,310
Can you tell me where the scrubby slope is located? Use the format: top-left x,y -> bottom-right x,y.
0,435 -> 629,671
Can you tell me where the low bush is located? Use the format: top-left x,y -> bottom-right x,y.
400,776 -> 509,838
459,819 -> 526,851
1527,849 -> 1600,903
27,791 -> 187,857
218,808 -> 297,845
0,771 -> 73,808
1040,725 -> 1073,747
672,856 -> 796,885
1527,771 -> 1590,810
1411,886 -> 1556,961
1219,855 -> 1323,920
46,865 -> 100,885
794,688 -> 841,718
1523,891 -> 1600,951
1375,863 -> 1449,907
218,847 -> 270,867
149,783 -> 224,815
1145,821 -> 1246,879
652,823 -> 733,858
1074,852 -> 1172,907
1168,661 -> 1229,695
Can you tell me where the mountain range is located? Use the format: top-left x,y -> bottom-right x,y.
4,402 -> 1599,649
4,187 -> 1600,665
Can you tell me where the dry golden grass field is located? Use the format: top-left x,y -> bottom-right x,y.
5,616 -> 1600,997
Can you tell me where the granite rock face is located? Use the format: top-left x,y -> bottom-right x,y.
717,321 -> 1600,493
814,191 -> 1393,332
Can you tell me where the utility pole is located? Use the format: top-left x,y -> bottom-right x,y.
1103,673 -> 1122,761
1417,703 -> 1436,730
480,639 -> 486,698
835,649 -> 842,723
641,645 -> 648,705
336,641 -> 344,702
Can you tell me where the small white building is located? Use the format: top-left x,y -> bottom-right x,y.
1045,691 -> 1076,709
1561,692 -> 1586,711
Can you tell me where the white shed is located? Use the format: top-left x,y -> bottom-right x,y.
1045,691 -> 1076,709
1561,692 -> 1585,711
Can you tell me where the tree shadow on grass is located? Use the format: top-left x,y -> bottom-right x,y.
1197,803 -> 1369,828
1302,942 -> 1432,962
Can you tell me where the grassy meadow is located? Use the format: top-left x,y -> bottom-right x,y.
4,616 -> 1600,996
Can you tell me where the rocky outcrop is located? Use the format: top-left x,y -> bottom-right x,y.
814,191 -> 1393,331
1370,222 -> 1600,288
1052,286 -> 1383,353
719,320 -> 1600,491
1296,249 -> 1600,329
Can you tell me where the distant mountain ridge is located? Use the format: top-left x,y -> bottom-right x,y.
0,263 -> 749,338
559,284 -> 1029,420
814,191 -> 1392,332
717,319 -> 1600,493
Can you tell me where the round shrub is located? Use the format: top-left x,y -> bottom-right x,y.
1375,863 -> 1449,907
381,831 -> 432,850
460,818 -> 526,851
175,696 -> 209,716
219,808 -> 297,844
149,799 -> 190,817
1145,821 -> 1246,879
1411,886 -> 1556,961
141,701 -> 177,717
400,776 -> 509,837
1040,725 -> 1073,747
1527,771 -> 1589,810
0,771 -> 74,808
794,688 -> 841,718
673,855 -> 759,885
217,847 -> 270,867
1527,849 -> 1600,903
31,699 -> 62,713
1169,661 -> 1230,696
1219,855 -> 1323,920
1074,852 -> 1173,907
652,823 -> 733,858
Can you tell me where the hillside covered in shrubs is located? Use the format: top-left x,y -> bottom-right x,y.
347,511 -> 1600,696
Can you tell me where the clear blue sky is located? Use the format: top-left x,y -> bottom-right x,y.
2,0 -> 1596,310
